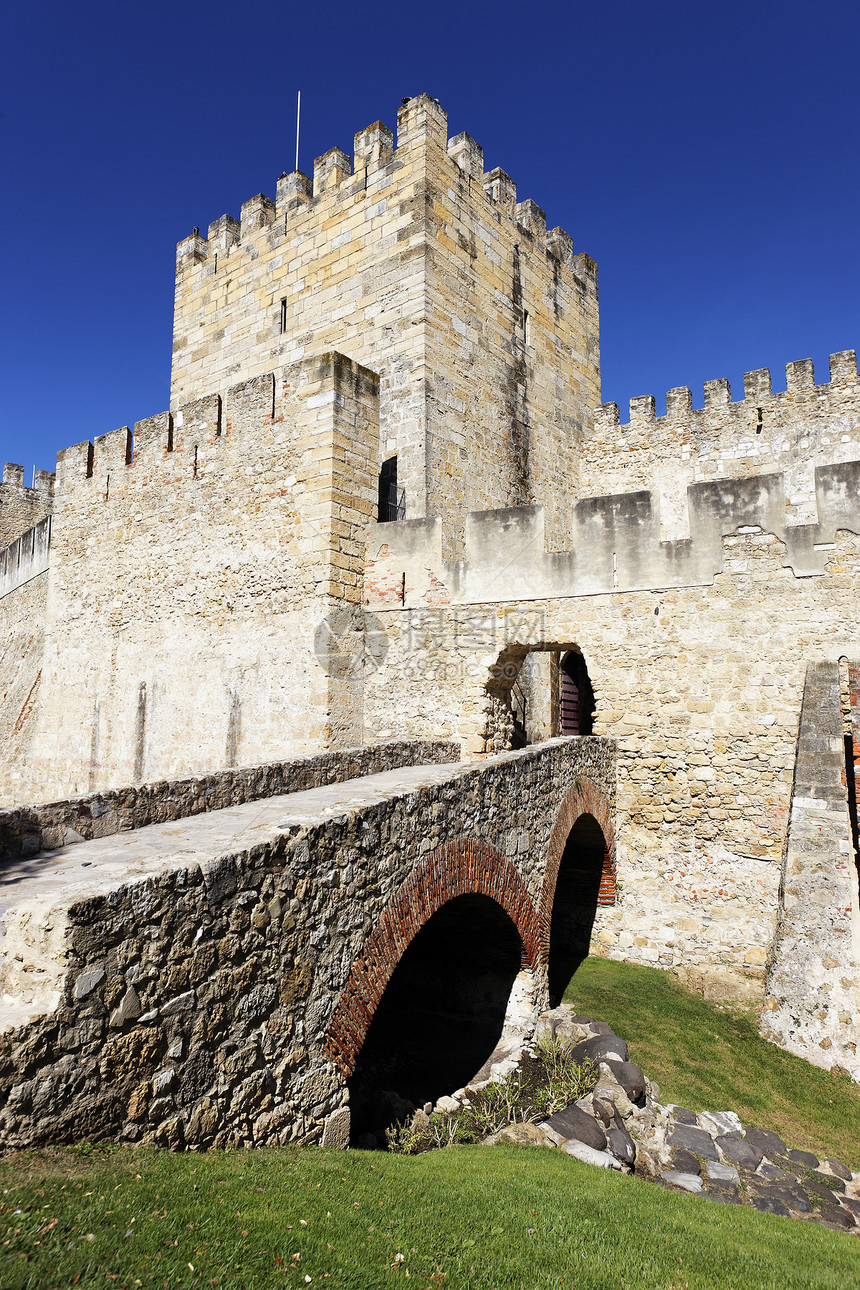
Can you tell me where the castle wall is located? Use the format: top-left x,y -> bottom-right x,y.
0,464 -> 54,550
0,516 -> 51,600
171,96 -> 598,546
0,574 -> 48,807
583,352 -> 860,535
761,662 -> 860,1078
5,354 -> 379,807
360,472 -> 860,1018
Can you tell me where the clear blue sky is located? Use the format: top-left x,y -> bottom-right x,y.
2,0 -> 858,478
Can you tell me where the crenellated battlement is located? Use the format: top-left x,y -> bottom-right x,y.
54,357 -> 376,587
584,350 -> 860,534
0,463 -> 55,550
364,459 -> 860,610
175,93 -> 580,274
595,351 -> 859,431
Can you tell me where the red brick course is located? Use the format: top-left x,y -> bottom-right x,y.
325,837 -> 541,1075
538,777 -> 616,961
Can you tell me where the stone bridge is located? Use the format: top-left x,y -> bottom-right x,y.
0,738 -> 615,1151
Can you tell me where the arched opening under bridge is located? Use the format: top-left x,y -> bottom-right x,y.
346,893 -> 525,1146
546,813 -> 609,1004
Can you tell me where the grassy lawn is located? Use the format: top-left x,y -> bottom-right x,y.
2,959 -> 859,1288
1,1141 -> 860,1290
565,957 -> 860,1165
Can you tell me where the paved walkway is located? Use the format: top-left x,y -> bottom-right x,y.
0,761 -> 467,918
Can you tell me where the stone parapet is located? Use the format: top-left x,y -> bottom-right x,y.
0,463 -> 54,550
364,460 -> 860,608
585,352 -> 860,534
0,739 -> 458,862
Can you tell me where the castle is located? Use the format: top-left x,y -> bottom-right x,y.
1,93 -> 859,1104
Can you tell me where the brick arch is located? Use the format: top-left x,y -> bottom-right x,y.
538,777 -> 616,959
325,838 -> 541,1076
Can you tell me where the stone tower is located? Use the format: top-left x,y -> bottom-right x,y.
171,94 -> 600,550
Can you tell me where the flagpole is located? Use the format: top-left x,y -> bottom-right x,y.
295,90 -> 301,173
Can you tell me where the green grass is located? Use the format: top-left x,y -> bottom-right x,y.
565,957 -> 860,1166
1,1141 -> 859,1290
2,959 -> 860,1288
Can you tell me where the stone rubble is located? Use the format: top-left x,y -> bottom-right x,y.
458,1004 -> 860,1235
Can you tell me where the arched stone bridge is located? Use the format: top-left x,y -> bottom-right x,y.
0,738 -> 615,1151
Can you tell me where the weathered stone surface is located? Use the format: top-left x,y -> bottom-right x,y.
73,967 -> 105,1001
705,1161 -> 739,1184
669,1149 -> 701,1176
821,1157 -> 852,1182
545,1105 -> 606,1151
816,1206 -> 856,1231
667,1106 -> 697,1125
593,1072 -> 635,1119
108,987 -> 142,1028
668,1124 -> 720,1161
698,1111 -> 742,1138
804,1178 -> 845,1207
743,1126 -> 787,1158
497,1122 -> 555,1148
756,1163 -> 793,1182
562,1140 -> 622,1170
606,1123 -> 636,1168
787,1148 -> 820,1169
718,1134 -> 763,1169
434,1095 -> 461,1115
320,1107 -> 350,1150
603,1060 -> 645,1106
571,1035 -> 628,1065
751,1194 -> 790,1217
661,1171 -> 703,1194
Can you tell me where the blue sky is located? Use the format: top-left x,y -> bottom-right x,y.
2,0 -> 858,478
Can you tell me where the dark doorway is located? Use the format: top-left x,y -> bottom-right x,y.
559,651 -> 595,735
377,456 -> 404,522
547,813 -> 606,1005
347,894 -> 523,1145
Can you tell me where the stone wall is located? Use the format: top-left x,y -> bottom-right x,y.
0,573 -> 48,806
361,511 -> 860,1004
583,351 -> 860,537
0,739 -> 457,862
0,517 -> 51,599
762,662 -> 860,1079
0,464 -> 54,550
1,353 -> 379,807
0,739 -> 615,1151
171,95 -> 599,549
363,459 -> 860,608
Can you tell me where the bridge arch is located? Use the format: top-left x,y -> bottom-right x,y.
539,778 -> 616,1004
325,838 -> 540,1080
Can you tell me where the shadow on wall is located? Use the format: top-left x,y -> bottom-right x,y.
547,812 -> 607,1006
347,893 -> 523,1146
